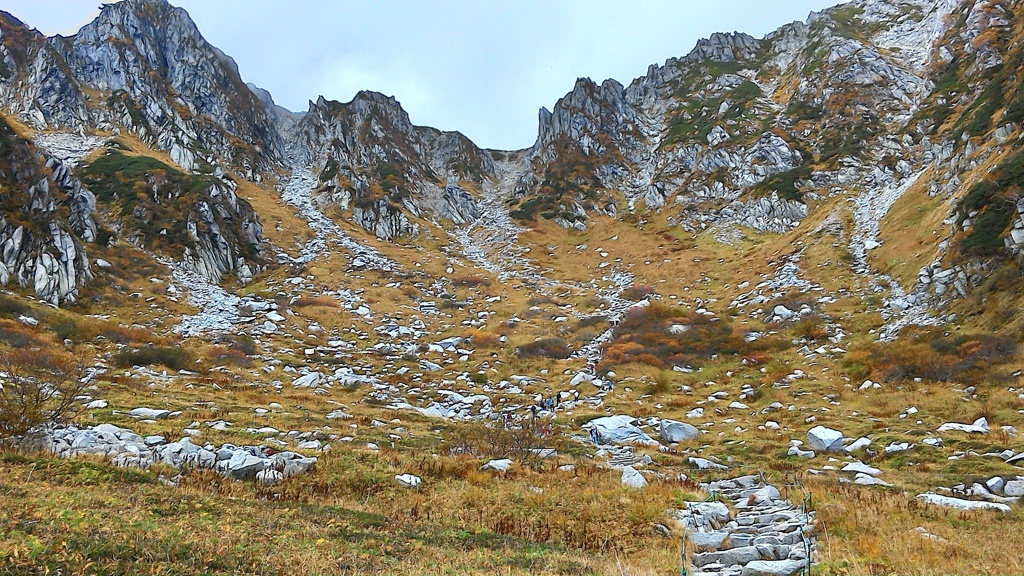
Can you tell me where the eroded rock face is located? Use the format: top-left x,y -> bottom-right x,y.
0,0 -> 282,176
76,148 -> 265,285
0,119 -> 94,305
296,92 -> 494,240
505,0 -> 961,238
180,178 -> 264,284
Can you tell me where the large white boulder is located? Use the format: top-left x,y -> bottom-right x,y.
937,417 -> 989,434
482,458 -> 513,472
224,452 -> 267,481
772,305 -> 794,320
660,419 -> 699,443
621,466 -> 648,488
841,461 -> 881,476
915,493 -> 1010,512
395,473 -> 422,488
806,426 -> 844,452
128,407 -> 171,419
292,372 -> 321,388
569,372 -> 593,387
741,559 -> 807,576
1003,480 -> 1024,497
587,415 -> 659,447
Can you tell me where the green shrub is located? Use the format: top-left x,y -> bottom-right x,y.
748,165 -> 811,202
0,294 -> 30,318
961,200 -> 1014,257
115,346 -> 193,371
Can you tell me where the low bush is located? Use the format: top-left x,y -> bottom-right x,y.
516,337 -> 572,359
862,328 -> 1017,384
620,284 -> 656,301
0,320 -> 42,347
114,346 -> 193,371
49,316 -> 155,344
597,302 -> 749,373
452,275 -> 492,288
230,334 -> 257,356
0,294 -> 30,318
292,296 -> 338,308
794,314 -> 829,340
0,348 -> 85,440
445,419 -> 548,465
461,329 -> 502,348
206,346 -> 252,368
576,315 -> 609,329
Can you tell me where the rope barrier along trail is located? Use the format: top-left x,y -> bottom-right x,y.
675,472 -> 815,576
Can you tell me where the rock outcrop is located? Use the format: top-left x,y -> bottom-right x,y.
504,0 -> 963,238
77,148 -> 264,284
296,92 -> 495,240
0,0 -> 282,177
0,118 -> 94,304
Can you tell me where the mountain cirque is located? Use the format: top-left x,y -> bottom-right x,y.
2,0 -> 1024,574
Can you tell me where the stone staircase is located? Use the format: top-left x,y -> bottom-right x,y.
677,475 -> 814,576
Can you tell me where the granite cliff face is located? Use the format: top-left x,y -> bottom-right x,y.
76,147 -> 265,285
494,0 -> 1024,318
506,2 -> 954,233
0,0 -> 281,177
0,118 -> 94,305
295,92 -> 493,240
0,0 -> 275,293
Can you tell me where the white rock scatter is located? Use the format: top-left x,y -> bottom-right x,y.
32,132 -> 106,164
914,493 -> 1010,513
47,424 -> 316,484
281,148 -> 398,271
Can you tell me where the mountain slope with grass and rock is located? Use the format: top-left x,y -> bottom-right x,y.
3,0 -> 1024,574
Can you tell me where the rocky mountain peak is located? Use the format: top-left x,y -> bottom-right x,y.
0,0 -> 282,177
535,76 -> 639,154
295,90 -> 495,240
682,31 -> 762,63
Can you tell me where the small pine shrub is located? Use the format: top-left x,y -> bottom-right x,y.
115,346 -> 193,371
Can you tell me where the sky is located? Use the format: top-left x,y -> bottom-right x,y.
4,1 -> 838,150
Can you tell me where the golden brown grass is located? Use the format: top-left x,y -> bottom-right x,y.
810,479 -> 1024,576
874,169 -> 949,290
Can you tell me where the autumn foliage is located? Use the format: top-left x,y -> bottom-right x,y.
0,348 -> 86,440
597,303 -> 747,373
861,328 -> 1017,384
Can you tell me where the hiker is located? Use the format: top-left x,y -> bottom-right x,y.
590,427 -> 601,445
530,404 -> 538,418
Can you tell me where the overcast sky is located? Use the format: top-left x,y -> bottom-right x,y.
5,1 -> 837,150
